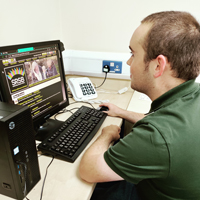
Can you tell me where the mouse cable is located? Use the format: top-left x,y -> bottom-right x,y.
53,108 -> 74,120
40,155 -> 54,200
54,105 -> 91,120
53,101 -> 95,120
69,101 -> 95,109
94,72 -> 107,89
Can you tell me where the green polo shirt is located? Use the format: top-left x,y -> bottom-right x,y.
104,80 -> 200,200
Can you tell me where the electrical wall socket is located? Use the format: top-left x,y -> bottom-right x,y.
102,60 -> 122,74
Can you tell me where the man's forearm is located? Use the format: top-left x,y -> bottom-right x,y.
79,130 -> 114,180
100,103 -> 146,124
81,130 -> 113,158
79,125 -> 122,183
118,109 -> 146,124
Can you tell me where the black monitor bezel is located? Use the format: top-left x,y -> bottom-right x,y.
0,40 -> 69,137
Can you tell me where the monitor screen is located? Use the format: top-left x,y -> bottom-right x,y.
0,40 -> 69,140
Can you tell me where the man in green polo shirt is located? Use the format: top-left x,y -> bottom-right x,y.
79,11 -> 200,200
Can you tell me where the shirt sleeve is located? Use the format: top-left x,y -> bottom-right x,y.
104,123 -> 170,184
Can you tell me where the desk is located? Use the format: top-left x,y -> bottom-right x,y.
123,91 -> 151,136
127,91 -> 151,113
0,76 -> 134,200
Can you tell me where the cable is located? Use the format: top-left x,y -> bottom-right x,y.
52,99 -> 96,121
67,90 -> 73,98
68,107 -> 81,111
69,101 -> 95,109
95,72 -> 107,89
53,108 -> 74,120
96,88 -> 118,94
40,155 -> 54,200
36,142 -> 41,148
53,106 -> 87,120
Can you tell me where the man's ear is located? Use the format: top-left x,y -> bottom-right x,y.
154,55 -> 167,78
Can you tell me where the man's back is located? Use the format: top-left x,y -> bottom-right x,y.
136,80 -> 200,199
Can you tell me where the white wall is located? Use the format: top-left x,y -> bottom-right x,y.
0,0 -> 62,46
1,0 -> 200,51
1,0 -> 200,79
62,49 -> 131,79
59,0 -> 200,53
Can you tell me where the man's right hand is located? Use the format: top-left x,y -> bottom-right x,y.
99,103 -> 125,118
99,102 -> 146,124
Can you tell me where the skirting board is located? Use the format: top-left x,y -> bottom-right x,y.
62,50 -> 131,80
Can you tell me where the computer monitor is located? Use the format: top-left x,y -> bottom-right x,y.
0,40 -> 69,141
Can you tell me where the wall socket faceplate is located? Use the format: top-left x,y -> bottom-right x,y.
102,60 -> 122,74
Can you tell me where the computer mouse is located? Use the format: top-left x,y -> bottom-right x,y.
99,106 -> 109,111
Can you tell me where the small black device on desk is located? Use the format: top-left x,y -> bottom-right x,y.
99,106 -> 109,111
38,106 -> 107,162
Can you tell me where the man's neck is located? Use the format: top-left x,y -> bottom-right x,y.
148,77 -> 186,101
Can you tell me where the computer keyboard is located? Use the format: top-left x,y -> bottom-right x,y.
37,106 -> 107,162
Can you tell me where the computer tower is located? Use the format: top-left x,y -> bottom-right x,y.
0,102 -> 40,200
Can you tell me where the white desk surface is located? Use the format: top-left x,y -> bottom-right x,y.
127,91 -> 151,114
1,76 -> 136,200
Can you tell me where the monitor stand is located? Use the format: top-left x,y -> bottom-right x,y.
35,119 -> 64,141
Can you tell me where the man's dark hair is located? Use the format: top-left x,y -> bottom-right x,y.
141,11 -> 200,80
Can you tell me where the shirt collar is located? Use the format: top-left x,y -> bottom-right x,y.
149,79 -> 199,113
